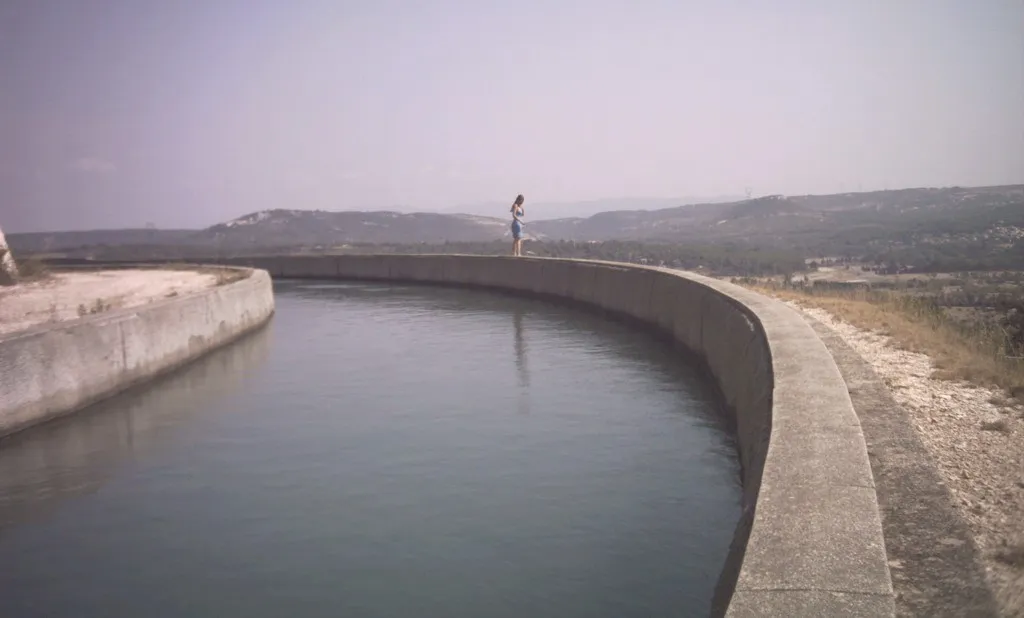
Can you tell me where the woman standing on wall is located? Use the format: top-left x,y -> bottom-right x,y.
510,194 -> 525,257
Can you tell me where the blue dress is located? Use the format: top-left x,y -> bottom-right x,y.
511,206 -> 523,239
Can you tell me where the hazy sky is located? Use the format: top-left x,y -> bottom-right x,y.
1,0 -> 1022,232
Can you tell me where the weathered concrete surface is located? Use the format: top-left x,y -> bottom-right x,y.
805,314 -> 999,617
0,268 -> 275,438
211,254 -> 895,617
0,224 -> 18,285
0,269 -> 221,335
0,324 -> 271,532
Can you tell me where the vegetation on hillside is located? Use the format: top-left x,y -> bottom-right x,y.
8,185 -> 1023,272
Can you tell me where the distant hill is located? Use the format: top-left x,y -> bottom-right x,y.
6,228 -> 198,254
528,185 -> 1024,249
722,195 -> 809,219
203,209 -> 511,245
7,185 -> 1023,262
435,196 -> 743,220
8,209 -> 519,254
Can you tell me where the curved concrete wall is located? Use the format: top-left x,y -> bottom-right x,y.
215,254 -> 894,617
0,323 -> 271,533
0,268 -> 275,438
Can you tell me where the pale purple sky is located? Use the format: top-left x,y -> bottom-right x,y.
1,0 -> 1022,232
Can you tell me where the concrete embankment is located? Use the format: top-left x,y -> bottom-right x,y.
210,253 -> 895,617
0,267 -> 275,438
0,323 -> 271,533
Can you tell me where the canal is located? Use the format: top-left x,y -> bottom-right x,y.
0,280 -> 741,617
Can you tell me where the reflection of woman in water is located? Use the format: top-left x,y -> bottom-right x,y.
510,194 -> 525,256
513,307 -> 529,388
513,306 -> 530,414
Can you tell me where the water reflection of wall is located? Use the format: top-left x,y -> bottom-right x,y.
0,324 -> 272,534
279,280 -> 709,395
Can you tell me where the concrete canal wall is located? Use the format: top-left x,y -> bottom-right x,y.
212,254 -> 895,617
0,268 -> 275,438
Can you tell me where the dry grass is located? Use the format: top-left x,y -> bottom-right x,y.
159,263 -> 250,286
749,284 -> 1024,400
12,256 -> 51,282
207,268 -> 249,286
76,297 -> 112,317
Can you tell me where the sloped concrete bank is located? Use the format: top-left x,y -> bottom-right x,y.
0,267 -> 275,439
211,254 -> 894,617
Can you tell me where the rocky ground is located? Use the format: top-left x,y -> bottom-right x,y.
0,269 -> 217,335
789,301 -> 1024,616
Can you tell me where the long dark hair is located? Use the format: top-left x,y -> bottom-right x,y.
510,194 -> 524,212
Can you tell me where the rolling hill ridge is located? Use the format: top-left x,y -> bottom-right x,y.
7,185 -> 1022,261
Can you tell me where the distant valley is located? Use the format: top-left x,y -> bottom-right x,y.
8,185 -> 1023,271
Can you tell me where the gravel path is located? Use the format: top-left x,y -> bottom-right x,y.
787,301 -> 1024,616
0,270 -> 217,336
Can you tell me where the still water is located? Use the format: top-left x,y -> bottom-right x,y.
0,281 -> 741,618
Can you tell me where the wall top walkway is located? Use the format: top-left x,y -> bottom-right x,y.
117,254 -> 897,617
